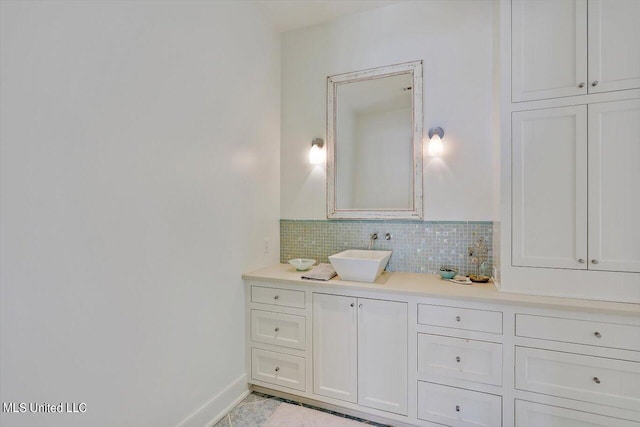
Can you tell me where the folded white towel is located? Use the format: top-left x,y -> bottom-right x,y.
301,263 -> 337,281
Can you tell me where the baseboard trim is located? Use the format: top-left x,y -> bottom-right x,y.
179,374 -> 249,427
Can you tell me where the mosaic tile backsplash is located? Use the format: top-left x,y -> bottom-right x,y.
280,220 -> 494,276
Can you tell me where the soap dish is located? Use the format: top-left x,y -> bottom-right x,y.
449,275 -> 472,285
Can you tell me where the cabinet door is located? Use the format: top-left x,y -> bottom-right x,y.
512,105 -> 588,269
357,298 -> 407,415
312,293 -> 357,403
588,0 -> 640,93
512,0 -> 588,102
588,99 -> 640,272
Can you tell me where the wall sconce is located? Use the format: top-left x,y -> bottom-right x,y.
427,127 -> 444,156
309,138 -> 325,164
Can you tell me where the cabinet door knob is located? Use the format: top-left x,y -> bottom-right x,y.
350,303 -> 355,307
456,356 -> 461,363
578,258 -> 585,263
455,405 -> 460,412
274,327 -> 279,333
591,259 -> 599,264
455,316 -> 461,322
592,80 -> 599,87
359,304 -> 363,309
578,82 -> 585,88
275,367 -> 280,372
593,377 -> 600,384
274,295 -> 279,300
594,331 -> 601,338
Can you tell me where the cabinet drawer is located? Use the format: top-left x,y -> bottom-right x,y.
418,304 -> 502,334
515,347 -> 640,410
418,334 -> 502,386
251,286 -> 305,309
516,314 -> 640,351
251,348 -> 306,391
251,310 -> 306,350
515,400 -> 640,427
417,381 -> 501,427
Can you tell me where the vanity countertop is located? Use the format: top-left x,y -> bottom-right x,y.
243,263 -> 640,317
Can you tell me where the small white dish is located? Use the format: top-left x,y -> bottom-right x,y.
288,258 -> 316,271
449,275 -> 472,285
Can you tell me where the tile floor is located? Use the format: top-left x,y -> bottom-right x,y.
213,392 -> 388,427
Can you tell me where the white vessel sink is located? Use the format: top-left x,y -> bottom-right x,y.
328,250 -> 392,283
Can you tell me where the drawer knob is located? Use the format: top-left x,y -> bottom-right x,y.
593,377 -> 600,384
456,356 -> 461,363
455,405 -> 460,412
578,82 -> 585,88
578,258 -> 585,263
274,295 -> 279,300
591,259 -> 599,264
274,327 -> 279,333
455,316 -> 461,322
275,367 -> 280,372
594,331 -> 601,338
350,303 -> 355,307
592,80 -> 599,87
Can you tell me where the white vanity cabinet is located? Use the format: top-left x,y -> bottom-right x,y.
416,302 -> 504,427
247,284 -> 310,393
313,293 -> 408,415
512,310 -> 640,426
512,0 -> 640,102
244,266 -> 640,427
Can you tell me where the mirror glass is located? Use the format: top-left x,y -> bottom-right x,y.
327,61 -> 423,219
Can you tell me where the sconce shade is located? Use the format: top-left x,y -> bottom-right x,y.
309,138 -> 325,164
427,127 -> 444,156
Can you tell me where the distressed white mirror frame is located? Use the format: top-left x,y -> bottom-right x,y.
326,60 -> 423,219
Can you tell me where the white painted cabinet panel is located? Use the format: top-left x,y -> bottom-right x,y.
312,293 -> 357,403
588,99 -> 640,273
512,0 -> 587,102
516,400 -> 640,427
418,304 -> 502,334
357,299 -> 407,415
418,334 -> 502,386
512,105 -> 588,269
515,346 -> 640,410
251,285 -> 305,309
251,348 -> 306,392
587,0 -> 640,94
251,310 -> 306,350
516,313 -> 640,351
313,293 -> 408,415
417,381 -> 502,427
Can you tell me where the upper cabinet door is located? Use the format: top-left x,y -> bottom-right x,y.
588,99 -> 640,273
512,0 -> 588,102
512,105 -> 588,269
588,0 -> 640,94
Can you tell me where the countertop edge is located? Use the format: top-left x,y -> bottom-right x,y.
243,264 -> 640,317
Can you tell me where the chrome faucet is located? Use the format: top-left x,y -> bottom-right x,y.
368,233 -> 378,250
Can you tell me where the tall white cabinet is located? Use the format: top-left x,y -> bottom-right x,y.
501,0 -> 640,302
312,293 -> 407,415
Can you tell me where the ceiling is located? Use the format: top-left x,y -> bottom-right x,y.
252,0 -> 407,33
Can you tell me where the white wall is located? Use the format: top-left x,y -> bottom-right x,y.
281,0 -> 496,220
0,2 -> 280,427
